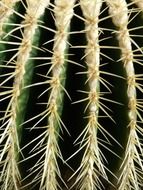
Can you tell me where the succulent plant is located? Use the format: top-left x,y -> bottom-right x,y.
0,0 -> 143,190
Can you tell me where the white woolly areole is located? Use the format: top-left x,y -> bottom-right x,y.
80,0 -> 102,18
26,0 -> 49,18
107,1 -> 143,189
81,0 -> 102,115
3,1 -> 50,188
54,0 -> 75,24
107,0 -> 136,111
14,0 -> 50,97
76,1 -> 108,189
107,0 -> 128,27
39,1 -> 76,189
0,0 -> 20,34
51,0 -> 75,95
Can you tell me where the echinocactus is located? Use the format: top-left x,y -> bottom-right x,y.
0,0 -> 143,190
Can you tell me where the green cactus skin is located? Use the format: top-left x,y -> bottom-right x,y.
0,0 -> 143,190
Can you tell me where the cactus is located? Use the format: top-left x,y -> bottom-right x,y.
0,0 -> 143,189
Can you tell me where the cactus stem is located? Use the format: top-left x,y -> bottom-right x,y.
71,1 -> 111,190
107,0 -> 143,189
23,1 -> 76,189
0,0 -> 20,35
0,0 -> 143,189
0,0 -> 49,189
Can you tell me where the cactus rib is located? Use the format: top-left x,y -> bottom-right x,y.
0,0 -> 143,190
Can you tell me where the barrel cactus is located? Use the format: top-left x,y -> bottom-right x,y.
0,0 -> 143,189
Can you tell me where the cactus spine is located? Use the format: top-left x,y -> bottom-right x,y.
0,0 -> 143,190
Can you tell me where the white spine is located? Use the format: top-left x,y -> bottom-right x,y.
0,0 -> 49,189
74,1 -> 108,189
107,0 -> 143,189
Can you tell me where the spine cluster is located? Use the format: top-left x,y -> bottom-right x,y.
0,0 -> 143,190
29,0 -> 75,189
0,0 -> 49,189
73,0 -> 107,190
107,0 -> 143,189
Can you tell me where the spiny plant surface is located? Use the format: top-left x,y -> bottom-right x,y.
0,0 -> 143,190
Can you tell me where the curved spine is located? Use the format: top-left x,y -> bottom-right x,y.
28,0 -> 76,189
0,0 -> 49,189
0,0 -> 20,72
0,0 -> 19,35
73,1 -> 109,189
107,0 -> 143,189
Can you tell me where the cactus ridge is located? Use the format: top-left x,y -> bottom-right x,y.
0,0 -> 143,190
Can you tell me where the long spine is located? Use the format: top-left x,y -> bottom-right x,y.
107,0 -> 143,189
73,1 -> 109,189
0,0 -> 49,189
29,1 -> 75,189
0,0 -> 19,35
